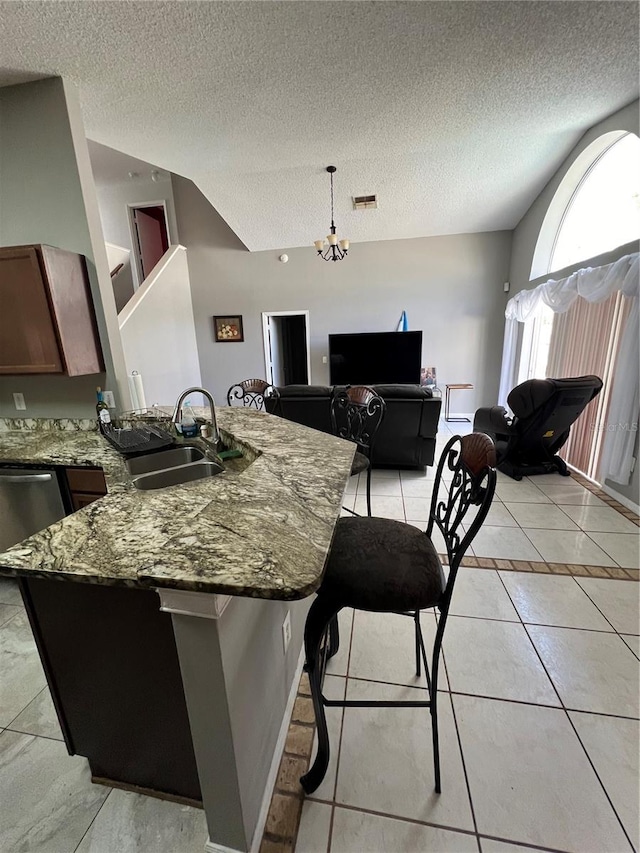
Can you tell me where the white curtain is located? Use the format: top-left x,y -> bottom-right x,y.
500,252 -> 639,484
599,297 -> 639,484
498,318 -> 519,407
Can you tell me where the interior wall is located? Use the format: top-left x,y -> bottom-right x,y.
508,99 -> 639,505
0,77 -> 129,418
94,173 -> 178,280
172,175 -> 512,415
118,246 -> 202,408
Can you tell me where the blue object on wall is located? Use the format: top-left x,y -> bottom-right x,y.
396,310 -> 408,332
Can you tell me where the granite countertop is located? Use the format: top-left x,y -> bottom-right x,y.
0,409 -> 355,600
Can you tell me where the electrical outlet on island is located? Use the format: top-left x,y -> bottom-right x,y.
102,391 -> 116,408
13,393 -> 26,411
282,611 -> 292,654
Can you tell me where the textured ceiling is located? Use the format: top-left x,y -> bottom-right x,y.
0,1 -> 638,251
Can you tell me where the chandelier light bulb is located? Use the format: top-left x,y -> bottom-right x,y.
314,240 -> 325,252
339,239 -> 350,251
327,233 -> 338,246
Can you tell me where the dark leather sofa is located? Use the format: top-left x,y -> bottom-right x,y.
266,384 -> 442,468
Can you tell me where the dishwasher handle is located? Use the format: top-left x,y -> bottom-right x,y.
0,472 -> 54,483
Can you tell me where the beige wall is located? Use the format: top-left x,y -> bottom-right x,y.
172,175 -> 512,414
0,77 -> 129,418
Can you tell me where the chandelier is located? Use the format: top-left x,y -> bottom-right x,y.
314,166 -> 350,261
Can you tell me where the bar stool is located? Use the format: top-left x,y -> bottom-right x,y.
227,379 -> 280,412
300,432 -> 497,795
330,386 -> 385,517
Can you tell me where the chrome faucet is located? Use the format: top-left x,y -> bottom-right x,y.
172,387 -> 220,444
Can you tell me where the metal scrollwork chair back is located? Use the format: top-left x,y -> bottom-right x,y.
299,432 -> 496,797
428,432 -> 497,604
330,386 -> 386,516
226,379 -> 280,412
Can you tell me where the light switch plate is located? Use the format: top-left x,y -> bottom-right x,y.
13,393 -> 26,410
102,391 -> 116,408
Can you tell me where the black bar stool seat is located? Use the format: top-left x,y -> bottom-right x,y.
350,451 -> 370,477
321,516 -> 445,612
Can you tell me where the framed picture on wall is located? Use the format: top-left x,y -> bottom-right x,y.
213,315 -> 244,342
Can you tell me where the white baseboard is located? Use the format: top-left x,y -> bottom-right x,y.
602,484 -> 640,515
203,650 -> 304,853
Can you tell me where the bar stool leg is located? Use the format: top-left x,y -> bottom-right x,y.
327,614 -> 340,659
301,597 -> 342,795
414,611 -> 422,677
430,611 -> 449,795
365,466 -> 372,517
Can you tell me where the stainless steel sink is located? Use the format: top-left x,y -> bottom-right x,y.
126,446 -> 206,476
132,460 -> 224,491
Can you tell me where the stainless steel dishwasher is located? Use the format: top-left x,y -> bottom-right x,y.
0,468 -> 66,552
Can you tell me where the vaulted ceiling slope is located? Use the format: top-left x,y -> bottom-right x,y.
0,1 -> 638,251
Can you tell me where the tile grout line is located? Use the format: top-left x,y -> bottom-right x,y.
448,609 -> 635,635
3,684 -> 49,732
495,572 -> 636,851
570,576 -> 629,635
71,787 -> 113,852
306,799 -> 481,843
443,671 -> 483,849
326,608 -> 357,853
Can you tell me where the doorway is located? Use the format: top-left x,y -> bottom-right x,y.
128,202 -> 170,287
262,311 -> 311,386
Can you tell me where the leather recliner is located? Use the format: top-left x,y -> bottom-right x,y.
265,384 -> 442,469
473,375 -> 603,480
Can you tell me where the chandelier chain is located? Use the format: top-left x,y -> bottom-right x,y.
330,170 -> 335,229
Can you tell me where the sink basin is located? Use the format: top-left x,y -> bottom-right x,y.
132,460 -> 224,491
126,446 -> 205,476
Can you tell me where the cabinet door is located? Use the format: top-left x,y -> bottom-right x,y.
0,247 -> 63,374
70,492 -> 102,512
41,246 -> 104,376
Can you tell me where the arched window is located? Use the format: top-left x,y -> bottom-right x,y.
531,131 -> 640,279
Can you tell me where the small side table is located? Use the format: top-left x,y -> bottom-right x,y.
445,384 -> 474,422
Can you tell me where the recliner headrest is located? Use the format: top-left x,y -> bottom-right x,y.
508,376 -> 603,419
507,380 -> 555,419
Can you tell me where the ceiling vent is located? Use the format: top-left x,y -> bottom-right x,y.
352,194 -> 378,210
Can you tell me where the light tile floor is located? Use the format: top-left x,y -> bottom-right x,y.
0,418 -> 638,852
300,568 -> 639,853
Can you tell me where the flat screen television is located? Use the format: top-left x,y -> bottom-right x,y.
329,331 -> 423,385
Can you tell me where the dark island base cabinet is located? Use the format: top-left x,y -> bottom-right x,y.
20,577 -> 202,804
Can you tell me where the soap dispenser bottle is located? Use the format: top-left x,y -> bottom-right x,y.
180,401 -> 199,438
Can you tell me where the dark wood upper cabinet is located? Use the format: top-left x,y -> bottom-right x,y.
0,244 -> 104,376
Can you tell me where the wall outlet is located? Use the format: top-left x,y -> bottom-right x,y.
631,456 -> 637,474
102,391 -> 116,408
282,611 -> 291,654
322,355 -> 327,364
13,393 -> 26,411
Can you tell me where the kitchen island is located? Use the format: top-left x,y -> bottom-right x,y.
0,408 -> 355,853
